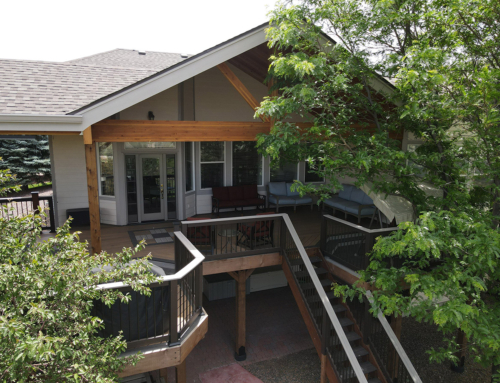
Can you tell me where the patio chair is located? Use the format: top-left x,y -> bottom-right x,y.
237,212 -> 275,250
185,217 -> 215,255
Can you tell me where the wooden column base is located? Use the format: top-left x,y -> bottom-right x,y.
176,360 -> 186,383
229,269 -> 254,361
451,329 -> 467,373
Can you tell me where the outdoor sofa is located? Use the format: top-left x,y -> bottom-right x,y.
211,185 -> 266,216
323,184 -> 376,223
267,182 -> 314,212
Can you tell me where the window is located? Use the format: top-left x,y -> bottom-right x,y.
98,142 -> 114,196
200,142 -> 225,189
185,142 -> 194,192
124,142 -> 176,149
232,142 -> 262,186
270,161 -> 298,182
305,161 -> 324,183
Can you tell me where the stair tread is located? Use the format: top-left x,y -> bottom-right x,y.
336,331 -> 360,343
295,267 -> 328,278
368,379 -> 382,383
352,345 -> 369,358
301,279 -> 332,290
290,256 -> 322,265
338,317 -> 354,327
359,361 -> 378,374
308,290 -> 335,302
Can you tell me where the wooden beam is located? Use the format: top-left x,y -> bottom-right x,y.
217,62 -> 269,122
84,138 -> 101,255
0,131 -> 80,136
83,126 -> 93,145
203,253 -> 282,276
227,271 -> 239,281
244,268 -> 255,281
92,120 -> 271,142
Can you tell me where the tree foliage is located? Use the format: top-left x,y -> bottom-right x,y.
259,0 -> 500,373
0,178 -> 160,382
0,136 -> 51,187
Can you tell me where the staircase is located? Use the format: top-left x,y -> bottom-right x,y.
283,249 -> 383,383
279,214 -> 421,383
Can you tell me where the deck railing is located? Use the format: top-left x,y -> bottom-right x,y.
0,191 -> 56,232
183,213 -> 369,382
320,214 -> 399,271
181,214 -> 282,260
93,232 -> 204,350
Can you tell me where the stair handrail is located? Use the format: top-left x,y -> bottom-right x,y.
282,214 -> 369,383
365,290 -> 422,383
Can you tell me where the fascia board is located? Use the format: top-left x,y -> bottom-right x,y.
79,26 -> 268,129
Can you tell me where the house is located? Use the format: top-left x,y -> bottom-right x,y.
0,23 -> 423,383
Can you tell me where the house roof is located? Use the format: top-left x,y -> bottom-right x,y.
0,50 -> 188,116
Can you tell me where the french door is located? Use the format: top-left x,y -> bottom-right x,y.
126,154 -> 176,223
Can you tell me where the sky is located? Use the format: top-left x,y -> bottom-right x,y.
1,0 -> 275,62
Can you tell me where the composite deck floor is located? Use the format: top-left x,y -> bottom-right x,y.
67,207 -> 326,261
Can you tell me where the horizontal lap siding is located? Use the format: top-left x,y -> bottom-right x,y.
52,135 -> 88,227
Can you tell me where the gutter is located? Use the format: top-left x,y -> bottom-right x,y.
0,114 -> 83,124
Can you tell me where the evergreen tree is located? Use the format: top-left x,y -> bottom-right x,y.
0,136 -> 51,187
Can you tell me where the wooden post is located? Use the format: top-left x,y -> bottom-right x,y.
176,360 -> 186,383
159,368 -> 168,382
387,314 -> 402,379
230,269 -> 254,361
320,354 -> 328,383
451,329 -> 467,373
31,191 -> 40,215
84,126 -> 101,255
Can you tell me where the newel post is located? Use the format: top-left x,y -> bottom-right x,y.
31,191 -> 40,215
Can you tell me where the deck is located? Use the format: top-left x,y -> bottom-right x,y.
66,207 -> 326,262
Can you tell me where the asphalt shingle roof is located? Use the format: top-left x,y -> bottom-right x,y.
0,49 -> 188,116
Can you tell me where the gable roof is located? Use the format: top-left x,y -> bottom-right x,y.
0,50 -> 188,116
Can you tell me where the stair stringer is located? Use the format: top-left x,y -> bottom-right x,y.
282,259 -> 340,383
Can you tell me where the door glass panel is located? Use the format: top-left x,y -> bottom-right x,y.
142,157 -> 161,215
166,156 -> 176,219
125,155 -> 138,223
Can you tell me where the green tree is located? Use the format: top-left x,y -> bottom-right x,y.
0,136 -> 51,187
0,171 -> 159,382
258,0 -> 500,376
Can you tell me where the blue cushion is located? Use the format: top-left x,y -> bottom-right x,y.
361,192 -> 374,205
286,182 -> 300,197
268,182 -> 287,196
292,196 -> 312,204
324,196 -> 346,208
350,188 -> 366,204
342,201 -> 375,216
338,184 -> 354,200
269,196 -> 296,205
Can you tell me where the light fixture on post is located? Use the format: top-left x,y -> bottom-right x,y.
148,111 -> 155,120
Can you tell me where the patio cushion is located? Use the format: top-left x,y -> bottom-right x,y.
338,184 -> 354,200
212,186 -> 229,201
342,201 -> 375,216
268,182 -> 287,196
243,198 -> 265,206
243,184 -> 258,199
286,182 -> 300,197
232,199 -> 248,207
350,188 -> 373,205
292,196 -> 312,204
324,196 -> 347,208
228,186 -> 244,201
269,195 -> 296,205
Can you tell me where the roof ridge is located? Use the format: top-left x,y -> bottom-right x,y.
66,48 -> 122,63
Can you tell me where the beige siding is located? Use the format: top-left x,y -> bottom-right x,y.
185,192 -> 196,218
99,198 -> 117,225
51,135 -> 88,226
120,86 -> 178,121
194,64 -> 267,122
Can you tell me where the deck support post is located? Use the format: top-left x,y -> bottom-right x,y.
230,269 -> 254,361
159,368 -> 168,381
84,126 -> 101,255
451,329 -> 467,373
175,360 -> 186,383
320,354 -> 328,383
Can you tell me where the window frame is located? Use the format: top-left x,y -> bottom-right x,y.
269,161 -> 299,183
97,142 -> 115,197
199,142 -> 226,190
231,141 -> 264,187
